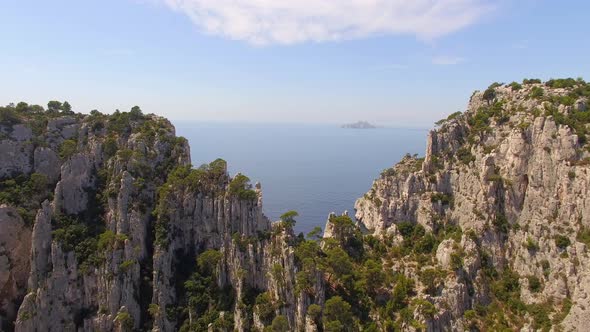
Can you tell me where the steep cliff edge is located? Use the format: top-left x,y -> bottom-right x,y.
355,78 -> 590,330
0,103 -> 320,332
3,78 -> 590,332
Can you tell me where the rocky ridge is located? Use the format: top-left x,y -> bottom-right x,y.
2,78 -> 590,331
355,78 -> 590,330
0,103 -> 322,332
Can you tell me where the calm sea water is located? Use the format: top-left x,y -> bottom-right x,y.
174,122 -> 427,234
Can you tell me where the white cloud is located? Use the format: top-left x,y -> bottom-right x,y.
160,0 -> 495,45
431,55 -> 465,65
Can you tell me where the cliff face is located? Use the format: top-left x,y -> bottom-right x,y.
3,78 -> 590,332
0,107 -> 194,331
0,205 -> 31,330
355,79 -> 590,330
0,104 -> 321,332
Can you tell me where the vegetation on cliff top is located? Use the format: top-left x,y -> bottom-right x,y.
2,78 -> 588,331
354,78 -> 588,331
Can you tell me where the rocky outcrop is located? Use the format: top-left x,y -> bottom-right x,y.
1,105 -> 320,332
0,125 -> 34,178
355,80 -> 590,330
0,206 -> 31,331
3,81 -> 590,331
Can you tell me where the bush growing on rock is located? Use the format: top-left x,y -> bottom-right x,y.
255,292 -> 275,325
280,210 -> 298,227
59,139 -> 77,159
509,81 -> 522,90
268,315 -> 289,332
323,296 -> 353,332
555,235 -> 571,249
228,173 -> 258,200
0,106 -> 21,125
523,78 -> 542,84
528,276 -> 542,293
529,86 -> 545,99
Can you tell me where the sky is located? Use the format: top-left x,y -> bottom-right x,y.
0,0 -> 588,127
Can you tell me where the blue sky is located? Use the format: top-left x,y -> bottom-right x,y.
0,0 -> 588,127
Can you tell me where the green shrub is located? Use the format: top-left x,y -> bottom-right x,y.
435,111 -> 462,126
419,268 -> 444,295
518,121 -> 530,130
29,173 -> 47,191
412,298 -> 436,318
456,147 -> 475,165
529,86 -> 545,99
380,168 -> 396,177
397,221 -> 416,238
528,276 -> 542,293
431,192 -> 453,206
483,88 -> 496,103
527,303 -> 552,331
540,260 -> 551,277
104,137 -> 118,158
228,173 -> 258,200
323,296 -> 352,331
545,78 -> 577,89
450,252 -> 463,270
114,311 -> 134,331
97,230 -> 117,251
307,304 -> 322,321
0,173 -> 51,226
543,97 -> 590,145
493,214 -> 510,233
119,259 -> 135,273
576,227 -> 590,247
486,173 -> 504,183
18,311 -> 32,321
232,233 -> 249,252
523,78 -> 542,85
0,106 -> 21,125
269,315 -> 289,332
483,82 -> 503,103
148,304 -> 160,318
59,139 -> 77,159
255,292 -> 275,324
415,233 -> 436,254
492,269 -> 521,303
280,210 -> 298,228
154,220 -> 169,247
47,101 -> 63,112
553,298 -> 573,325
508,82 -> 523,91
525,237 -> 539,251
129,106 -> 143,120
555,235 -> 571,249
107,110 -> 133,135
197,249 -> 222,275
390,274 -> 415,311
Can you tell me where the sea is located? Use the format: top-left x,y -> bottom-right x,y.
174,122 -> 428,235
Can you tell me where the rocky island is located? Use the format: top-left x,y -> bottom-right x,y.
341,121 -> 377,129
1,78 -> 590,331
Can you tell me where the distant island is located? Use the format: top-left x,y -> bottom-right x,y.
341,121 -> 377,129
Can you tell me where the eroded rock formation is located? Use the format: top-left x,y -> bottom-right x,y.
3,79 -> 590,331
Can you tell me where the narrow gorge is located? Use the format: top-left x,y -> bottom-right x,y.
2,78 -> 590,331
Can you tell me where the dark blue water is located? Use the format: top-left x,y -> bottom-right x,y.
174,122 -> 427,234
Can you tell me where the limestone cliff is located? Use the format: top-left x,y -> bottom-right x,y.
355,79 -> 590,330
0,104 -> 320,332
3,78 -> 590,332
